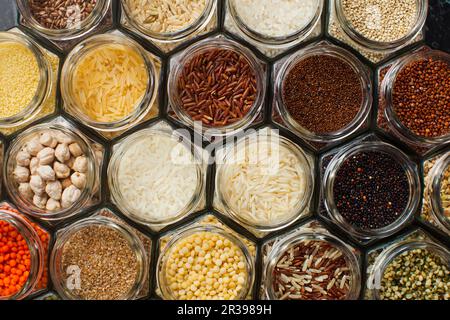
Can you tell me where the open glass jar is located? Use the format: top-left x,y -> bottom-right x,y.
328,0 -> 428,63
4,123 -> 99,221
367,239 -> 450,300
167,36 -> 266,138
50,216 -> 149,300
61,33 -> 158,132
17,0 -> 111,42
121,0 -> 217,53
272,41 -> 372,149
157,225 -> 255,300
378,50 -> 450,154
322,141 -> 420,241
215,131 -> 314,234
0,31 -> 51,129
263,230 -> 361,300
0,203 -> 50,300
108,127 -> 205,229
224,0 -> 323,58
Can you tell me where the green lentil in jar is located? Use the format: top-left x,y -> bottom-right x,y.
381,248 -> 450,300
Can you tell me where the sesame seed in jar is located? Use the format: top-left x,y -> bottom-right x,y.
341,0 -> 418,43
231,0 -> 320,38
162,231 -> 250,300
123,0 -> 209,34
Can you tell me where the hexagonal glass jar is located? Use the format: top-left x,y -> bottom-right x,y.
17,0 -> 113,51
272,41 -> 373,151
421,151 -> 450,235
50,209 -> 151,300
260,220 -> 362,300
377,47 -> 450,156
4,117 -> 104,222
108,120 -> 207,231
167,35 -> 267,139
214,128 -> 315,237
156,214 -> 257,300
0,29 -> 59,136
365,229 -> 450,300
0,202 -> 51,300
61,31 -> 161,139
120,0 -> 218,53
224,0 -> 324,58
327,0 -> 428,64
319,134 -> 420,243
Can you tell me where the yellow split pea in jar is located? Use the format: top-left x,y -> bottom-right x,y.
61,34 -> 157,132
158,226 -> 254,300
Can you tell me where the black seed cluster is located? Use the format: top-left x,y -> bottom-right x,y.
333,151 -> 409,230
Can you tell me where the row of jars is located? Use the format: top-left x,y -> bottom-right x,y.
3,202 -> 449,300
2,29 -> 448,152
16,0 -> 427,61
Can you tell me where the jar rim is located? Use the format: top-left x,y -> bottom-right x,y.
167,37 -> 266,137
157,225 -> 255,300
334,0 -> 428,52
61,33 -> 158,132
4,123 -> 98,221
263,230 -> 361,300
0,209 -> 44,300
227,0 -> 323,47
382,49 -> 450,145
430,152 -> 450,232
216,133 -> 314,232
0,31 -> 51,129
16,0 -> 111,41
108,128 -> 204,227
369,239 -> 450,300
50,216 -> 148,300
121,0 -> 216,42
323,141 -> 420,240
275,42 -> 372,143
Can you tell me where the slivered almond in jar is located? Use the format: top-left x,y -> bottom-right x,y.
124,0 -> 208,34
72,43 -> 148,123
271,240 -> 352,300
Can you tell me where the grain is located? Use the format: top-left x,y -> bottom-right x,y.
29,0 -> 98,30
61,225 -> 139,300
0,42 -> 39,119
177,48 -> 257,127
282,54 -> 363,134
392,57 -> 450,138
124,0 -> 208,34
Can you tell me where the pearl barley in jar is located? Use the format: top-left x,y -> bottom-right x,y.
216,133 -> 313,232
108,129 -> 203,227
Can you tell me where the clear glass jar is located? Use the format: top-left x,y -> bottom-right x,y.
108,127 -> 205,229
215,132 -> 314,233
121,0 -> 217,53
367,239 -> 450,300
167,36 -> 266,137
0,204 -> 50,300
0,31 -> 52,129
262,230 -> 361,300
322,140 -> 421,241
16,0 -> 112,42
61,33 -> 159,132
328,0 -> 428,63
50,216 -> 149,300
4,123 -> 99,221
224,0 -> 324,58
272,41 -> 372,149
157,225 -> 255,300
378,50 -> 450,154
425,152 -> 450,233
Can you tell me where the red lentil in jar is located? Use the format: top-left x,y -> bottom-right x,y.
0,204 -> 49,299
392,55 -> 450,139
